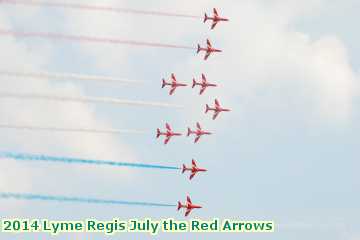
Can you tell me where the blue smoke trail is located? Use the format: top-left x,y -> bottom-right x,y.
0,192 -> 176,207
0,152 -> 179,170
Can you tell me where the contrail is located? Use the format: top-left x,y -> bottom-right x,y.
0,124 -> 147,135
0,152 -> 180,170
0,192 -> 176,207
0,92 -> 184,108
1,0 -> 200,19
0,70 -> 142,85
0,29 -> 195,50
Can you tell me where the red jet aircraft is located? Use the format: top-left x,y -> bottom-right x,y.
156,123 -> 182,144
182,159 -> 207,180
187,122 -> 212,143
177,196 -> 202,217
162,73 -> 187,95
197,39 -> 222,60
204,8 -> 229,30
205,99 -> 231,120
192,74 -> 217,95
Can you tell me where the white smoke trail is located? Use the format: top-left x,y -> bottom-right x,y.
0,92 -> 184,108
0,124 -> 147,135
0,70 -> 142,85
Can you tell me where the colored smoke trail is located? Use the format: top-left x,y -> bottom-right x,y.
0,30 -> 195,50
1,0 -> 200,19
0,152 -> 180,170
0,92 -> 184,108
0,70 -> 142,85
0,124 -> 147,135
0,192 -> 176,207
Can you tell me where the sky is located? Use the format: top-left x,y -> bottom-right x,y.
0,0 -> 359,239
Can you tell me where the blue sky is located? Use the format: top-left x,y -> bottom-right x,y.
0,0 -> 359,239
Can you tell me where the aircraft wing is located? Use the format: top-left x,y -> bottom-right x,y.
196,122 -> 202,130
165,123 -> 172,131
187,196 -> 192,204
204,52 -> 211,60
211,21 -> 218,30
169,87 -> 176,95
215,99 -> 220,107
194,135 -> 201,143
206,39 -> 212,47
189,173 -> 196,180
185,208 -> 192,217
200,87 -> 206,95
164,136 -> 171,145
213,111 -> 220,120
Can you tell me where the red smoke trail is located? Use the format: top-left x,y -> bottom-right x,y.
1,0 -> 200,19
0,29 -> 194,50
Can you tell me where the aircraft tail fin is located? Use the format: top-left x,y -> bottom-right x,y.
197,44 -> 201,54
205,104 -> 210,113
192,78 -> 196,88
187,128 -> 192,137
182,165 -> 186,174
204,13 -> 208,23
177,201 -> 182,211
161,79 -> 166,88
156,128 -> 161,138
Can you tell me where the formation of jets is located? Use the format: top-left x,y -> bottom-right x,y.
162,73 -> 216,95
171,8 -> 228,217
177,196 -> 202,217
197,8 -> 228,60
156,122 -> 213,145
204,8 -> 229,30
0,4 -> 229,218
